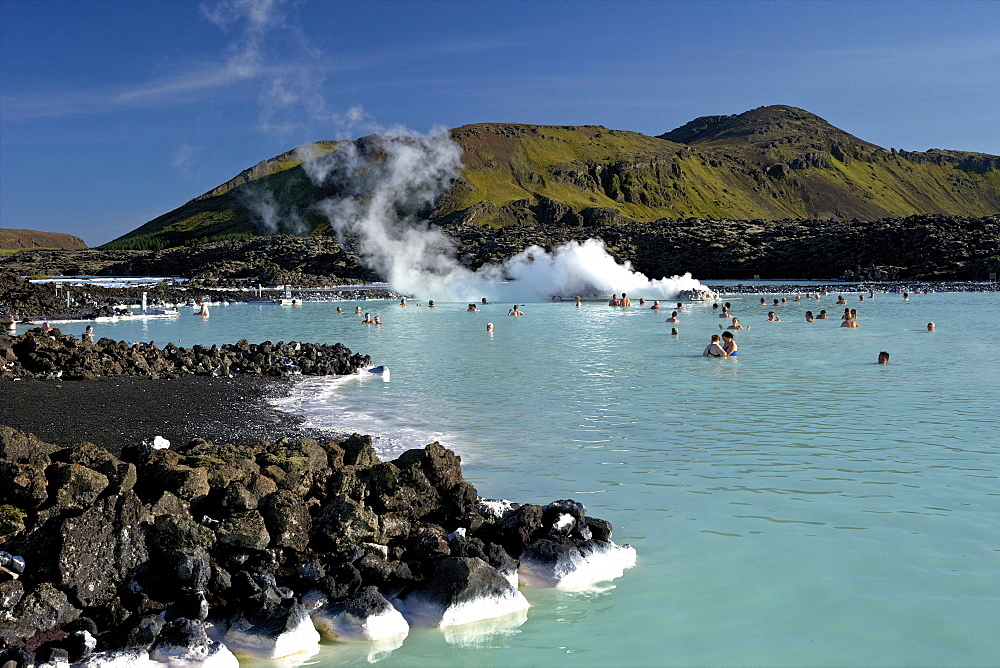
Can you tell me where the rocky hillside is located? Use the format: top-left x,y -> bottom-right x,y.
102,105 -> 999,250
0,230 -> 87,252
4,215 -> 997,283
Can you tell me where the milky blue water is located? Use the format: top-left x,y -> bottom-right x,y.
78,289 -> 1000,666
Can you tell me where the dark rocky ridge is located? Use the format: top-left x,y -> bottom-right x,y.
0,425 -> 621,662
0,328 -> 371,382
443,214 -> 1000,281
3,215 -> 999,286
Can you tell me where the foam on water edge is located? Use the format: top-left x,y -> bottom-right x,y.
269,375 -> 455,460
394,589 -> 530,629
519,541 -> 638,591
440,608 -> 529,647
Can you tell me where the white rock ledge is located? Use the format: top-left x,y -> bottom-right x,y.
220,604 -> 320,660
519,539 -> 637,590
312,605 -> 409,642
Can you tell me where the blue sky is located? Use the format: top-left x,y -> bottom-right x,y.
1,0 -> 998,246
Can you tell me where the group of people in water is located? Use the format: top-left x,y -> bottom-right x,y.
331,297 -> 517,334
694,290 -> 930,363
5,288 -> 933,368
352,289 -> 923,363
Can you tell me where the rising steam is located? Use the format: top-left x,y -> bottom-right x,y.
300,130 -> 705,302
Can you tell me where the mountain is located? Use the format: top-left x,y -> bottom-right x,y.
102,105 -> 999,250
0,229 -> 87,251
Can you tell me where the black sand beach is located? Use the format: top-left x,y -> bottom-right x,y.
0,375 -> 325,455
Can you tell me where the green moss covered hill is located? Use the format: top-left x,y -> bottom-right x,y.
103,105 -> 999,250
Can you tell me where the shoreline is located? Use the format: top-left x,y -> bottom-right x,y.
0,375 -> 339,456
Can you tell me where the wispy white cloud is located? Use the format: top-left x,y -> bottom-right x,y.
171,143 -> 199,177
1,0 -> 512,132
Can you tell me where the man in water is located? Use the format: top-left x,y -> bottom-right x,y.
508,305 -> 524,316
665,311 -> 680,323
877,351 -> 890,364
486,323 -> 494,333
767,312 -> 780,321
609,294 -> 620,306
620,293 -> 631,307
927,322 -> 936,331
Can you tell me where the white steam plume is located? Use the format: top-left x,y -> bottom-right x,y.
239,187 -> 307,235
302,130 -> 706,302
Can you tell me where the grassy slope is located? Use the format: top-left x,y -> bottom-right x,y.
437,115 -> 998,225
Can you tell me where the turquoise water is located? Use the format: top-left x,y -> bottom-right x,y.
80,291 -> 999,666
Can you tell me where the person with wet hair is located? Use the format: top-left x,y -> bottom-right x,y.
703,334 -> 725,357
721,331 -> 738,356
